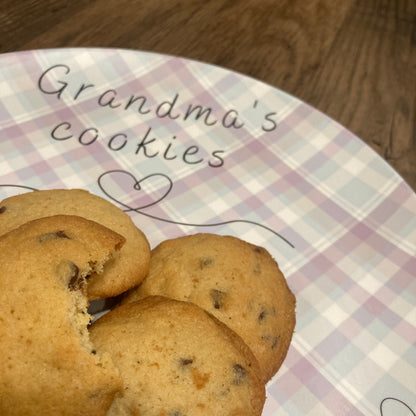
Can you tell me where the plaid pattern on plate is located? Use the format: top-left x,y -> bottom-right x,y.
0,48 -> 415,415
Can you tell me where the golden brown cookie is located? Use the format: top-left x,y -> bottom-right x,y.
123,233 -> 296,382
0,189 -> 150,299
90,296 -> 266,416
0,215 -> 124,416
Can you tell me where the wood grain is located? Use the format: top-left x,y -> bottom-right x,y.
300,0 -> 416,189
0,0 -> 415,190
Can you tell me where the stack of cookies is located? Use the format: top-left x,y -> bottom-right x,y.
0,189 -> 296,416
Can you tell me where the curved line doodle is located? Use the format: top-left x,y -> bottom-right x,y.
380,397 -> 415,416
97,170 -> 295,248
0,184 -> 38,195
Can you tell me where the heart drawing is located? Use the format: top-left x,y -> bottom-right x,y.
97,170 -> 294,248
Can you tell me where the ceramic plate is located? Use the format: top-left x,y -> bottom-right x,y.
0,48 -> 415,416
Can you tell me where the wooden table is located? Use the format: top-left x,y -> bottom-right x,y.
1,0 -> 415,191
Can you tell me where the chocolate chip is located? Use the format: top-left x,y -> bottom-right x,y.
232,364 -> 247,385
199,257 -> 214,269
218,388 -> 230,397
91,350 -> 97,355
67,262 -> 83,291
39,230 -> 70,242
55,230 -> 70,239
210,289 -> 227,309
262,335 -> 280,349
179,358 -> 193,367
271,336 -> 280,349
258,307 -> 267,323
253,246 -> 264,254
168,412 -> 184,416
0,206 -> 6,214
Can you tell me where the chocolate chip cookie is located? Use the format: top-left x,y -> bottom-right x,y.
0,215 -> 124,416
90,296 -> 265,416
0,189 -> 150,299
123,233 -> 296,382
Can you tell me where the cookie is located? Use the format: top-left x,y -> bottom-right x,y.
123,233 -> 296,382
90,296 -> 265,416
0,189 -> 151,299
0,215 -> 124,416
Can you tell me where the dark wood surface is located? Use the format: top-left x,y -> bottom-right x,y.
1,0 -> 415,191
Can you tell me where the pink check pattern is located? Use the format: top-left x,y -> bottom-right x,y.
1,48 -> 415,415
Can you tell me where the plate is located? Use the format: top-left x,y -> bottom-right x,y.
0,48 -> 415,415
